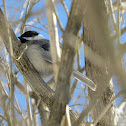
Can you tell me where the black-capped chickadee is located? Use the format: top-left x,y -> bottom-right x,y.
18,31 -> 96,91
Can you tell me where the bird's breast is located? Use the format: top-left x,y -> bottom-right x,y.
26,44 -> 53,74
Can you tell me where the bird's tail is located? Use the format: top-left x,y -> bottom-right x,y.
73,70 -> 96,91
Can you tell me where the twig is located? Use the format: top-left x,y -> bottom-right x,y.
14,0 -> 29,34
81,85 -> 90,108
46,0 -> 61,82
73,85 -> 108,126
24,80 -> 32,126
69,104 -> 86,107
112,26 -> 126,40
20,0 -> 37,34
73,90 -> 83,111
3,0 -> 15,125
117,0 -> 121,44
24,24 -> 48,33
71,79 -> 78,98
66,104 -> 72,126
31,99 -> 38,126
53,2 -> 64,32
60,0 -> 69,16
108,0 -> 117,31
14,95 -> 22,113
1,81 -> 26,124
16,45 -> 28,61
0,114 -> 7,121
37,18 -> 49,31
77,50 -> 81,70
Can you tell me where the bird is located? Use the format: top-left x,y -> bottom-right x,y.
18,31 -> 96,91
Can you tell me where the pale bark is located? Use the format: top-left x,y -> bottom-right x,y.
84,0 -> 117,126
47,0 -> 85,125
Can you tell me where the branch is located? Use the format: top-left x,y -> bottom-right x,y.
0,114 -> 7,121
30,91 -> 48,126
60,0 -> 69,17
24,81 -> 32,125
47,0 -> 85,125
112,26 -> 126,40
46,0 -> 61,81
108,0 -> 117,32
73,0 -> 116,125
3,0 -> 15,124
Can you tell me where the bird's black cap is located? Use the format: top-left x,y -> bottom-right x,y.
18,31 -> 39,43
20,31 -> 39,38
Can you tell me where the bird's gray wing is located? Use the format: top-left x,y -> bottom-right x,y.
33,39 -> 52,64
32,39 -> 50,51
40,48 -> 53,64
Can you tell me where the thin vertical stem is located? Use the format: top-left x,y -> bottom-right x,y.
24,81 -> 32,126
117,0 -> 121,44
3,0 -> 15,125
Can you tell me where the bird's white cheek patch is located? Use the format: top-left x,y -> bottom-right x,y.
23,34 -> 44,40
